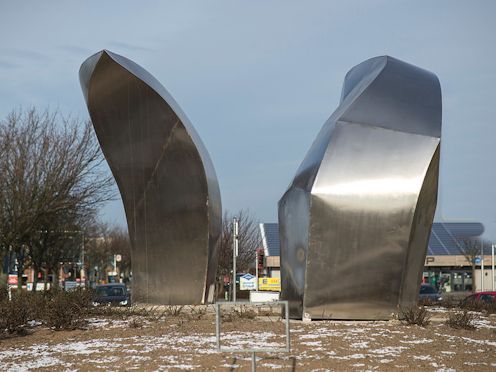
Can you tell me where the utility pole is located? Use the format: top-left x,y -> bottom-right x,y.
232,218 -> 239,302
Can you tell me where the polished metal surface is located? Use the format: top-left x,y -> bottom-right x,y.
79,50 -> 221,305
279,56 -> 441,320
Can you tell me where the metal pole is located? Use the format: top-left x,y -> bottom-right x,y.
492,243 -> 495,291
285,301 -> 291,352
215,303 -> 221,349
255,249 -> 258,291
233,218 -> 238,302
251,352 -> 256,372
81,233 -> 85,286
481,239 -> 484,292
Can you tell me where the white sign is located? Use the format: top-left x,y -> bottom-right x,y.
240,274 -> 256,290
116,254 -> 122,262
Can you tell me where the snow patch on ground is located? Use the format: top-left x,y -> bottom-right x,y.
473,318 -> 496,329
4,356 -> 68,371
400,338 -> 433,344
350,341 -> 369,348
368,346 -> 408,356
413,355 -> 432,361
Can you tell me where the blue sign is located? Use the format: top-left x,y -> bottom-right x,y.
240,274 -> 256,290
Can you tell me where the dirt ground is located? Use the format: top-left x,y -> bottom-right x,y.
0,306 -> 495,371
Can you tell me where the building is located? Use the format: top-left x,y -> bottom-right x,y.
259,222 -> 495,293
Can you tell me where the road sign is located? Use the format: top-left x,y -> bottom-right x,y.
7,274 -> 17,285
240,273 -> 256,290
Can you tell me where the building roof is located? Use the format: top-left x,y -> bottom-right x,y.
259,223 -> 280,257
259,222 -> 485,257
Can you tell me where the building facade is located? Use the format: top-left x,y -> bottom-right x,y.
260,222 -> 495,293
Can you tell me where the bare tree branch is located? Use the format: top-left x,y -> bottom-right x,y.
217,210 -> 263,296
0,107 -> 116,287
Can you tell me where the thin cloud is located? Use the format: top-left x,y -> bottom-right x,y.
0,60 -> 18,69
58,45 -> 94,55
106,41 -> 153,53
1,47 -> 47,61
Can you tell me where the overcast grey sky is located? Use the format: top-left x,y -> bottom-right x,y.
1,1 -> 495,239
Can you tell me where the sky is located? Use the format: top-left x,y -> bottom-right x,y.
0,1 -> 495,240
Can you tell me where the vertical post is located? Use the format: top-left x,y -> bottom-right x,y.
81,232 -> 85,286
215,303 -> 221,349
492,243 -> 495,291
251,352 -> 256,372
285,301 -> 290,352
233,218 -> 238,303
255,249 -> 258,291
481,239 -> 484,292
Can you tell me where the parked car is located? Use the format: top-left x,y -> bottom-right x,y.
93,283 -> 130,306
419,283 -> 442,302
460,291 -> 496,306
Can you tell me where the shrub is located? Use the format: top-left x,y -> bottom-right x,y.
163,305 -> 184,317
484,301 -> 496,315
446,310 -> 476,330
43,288 -> 92,330
399,305 -> 431,327
419,298 -> 438,307
129,317 -> 143,328
437,297 -> 458,309
0,291 -> 31,336
0,283 -> 8,302
187,305 -> 207,320
460,298 -> 496,315
222,305 -> 257,322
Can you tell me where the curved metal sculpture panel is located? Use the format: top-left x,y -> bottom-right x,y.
79,50 -> 221,305
279,56 -> 441,320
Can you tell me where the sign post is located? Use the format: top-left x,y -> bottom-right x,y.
481,239 -> 485,291
255,250 -> 258,291
232,218 -> 239,302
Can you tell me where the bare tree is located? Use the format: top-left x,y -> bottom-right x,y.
84,223 -> 131,284
216,210 -> 263,296
29,211 -> 93,291
106,227 -> 132,281
455,237 -> 491,292
0,108 -> 115,288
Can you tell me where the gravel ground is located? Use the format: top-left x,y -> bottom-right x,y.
0,307 -> 495,371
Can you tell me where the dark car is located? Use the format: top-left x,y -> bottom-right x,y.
419,284 -> 442,302
93,284 -> 130,306
460,291 -> 496,306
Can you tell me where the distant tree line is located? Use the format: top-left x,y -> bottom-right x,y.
0,107 -> 126,290
0,107 -> 262,295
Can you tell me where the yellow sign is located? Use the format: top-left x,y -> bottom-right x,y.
258,277 -> 281,292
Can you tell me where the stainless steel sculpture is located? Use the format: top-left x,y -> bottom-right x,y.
279,56 -> 441,320
79,50 -> 221,305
